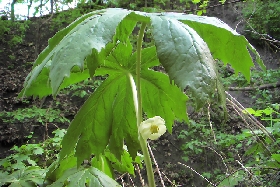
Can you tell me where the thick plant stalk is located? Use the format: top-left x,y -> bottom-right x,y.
135,23 -> 156,187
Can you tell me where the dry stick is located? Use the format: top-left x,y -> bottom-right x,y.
236,160 -> 262,184
215,168 -> 244,186
116,173 -> 135,187
44,100 -> 54,140
178,162 -> 216,187
233,0 -> 256,32
115,173 -> 125,180
43,107 -> 50,141
206,146 -> 229,175
243,30 -> 280,51
226,98 -> 272,155
52,123 -> 59,129
161,172 -> 181,187
147,143 -> 165,187
261,37 -> 280,45
135,164 -> 145,187
116,173 -> 126,187
120,176 -> 125,187
225,91 -> 278,147
228,81 -> 280,91
207,103 -> 217,143
128,174 -> 136,187
267,170 -> 280,185
236,155 -> 258,187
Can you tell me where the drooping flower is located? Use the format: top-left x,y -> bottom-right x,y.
139,116 -> 166,140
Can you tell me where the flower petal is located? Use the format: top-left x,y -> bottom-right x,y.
139,116 -> 166,140
149,133 -> 160,140
158,124 -> 167,136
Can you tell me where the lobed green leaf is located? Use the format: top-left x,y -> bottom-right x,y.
160,12 -> 265,78
21,9 -> 132,98
0,166 -> 46,187
150,16 -> 218,109
48,167 -> 120,187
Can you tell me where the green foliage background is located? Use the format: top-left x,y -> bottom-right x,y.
242,0 -> 280,41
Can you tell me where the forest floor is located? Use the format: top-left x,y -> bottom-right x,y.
0,2 -> 279,187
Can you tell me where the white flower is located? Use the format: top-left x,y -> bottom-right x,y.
139,116 -> 166,140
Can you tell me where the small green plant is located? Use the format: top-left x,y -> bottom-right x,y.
221,67 -> 280,87
0,19 -> 30,47
0,106 -> 70,125
0,20 -> 11,40
178,121 -> 209,161
8,55 -> 15,60
0,129 -> 66,172
178,105 -> 280,186
178,119 -> 242,160
8,35 -> 23,46
0,129 -> 66,186
63,78 -> 103,99
242,106 -> 280,186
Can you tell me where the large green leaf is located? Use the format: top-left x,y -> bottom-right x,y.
141,70 -> 189,132
91,155 -> 115,179
58,44 -> 188,167
160,12 -> 265,78
47,167 -> 120,187
0,166 -> 46,187
18,67 -> 90,98
150,16 -> 218,108
21,9 -> 132,97
46,153 -> 77,182
103,147 -> 142,176
59,74 -> 133,166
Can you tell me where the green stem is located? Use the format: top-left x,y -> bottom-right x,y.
136,23 -> 155,187
136,24 -> 146,129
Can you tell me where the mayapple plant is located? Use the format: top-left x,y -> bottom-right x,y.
20,8 -> 265,186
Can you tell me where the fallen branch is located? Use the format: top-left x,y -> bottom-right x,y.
228,81 -> 280,91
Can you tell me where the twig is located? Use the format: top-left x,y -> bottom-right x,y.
135,164 -> 145,187
147,143 -> 165,187
161,171 -> 181,186
236,160 -> 262,184
115,173 -> 126,180
120,174 -> 125,187
207,103 -> 217,143
226,98 -> 272,155
128,173 -> 136,187
233,0 -> 256,31
215,168 -> 243,186
178,162 -> 216,187
206,146 -> 229,175
226,91 -> 279,148
228,81 -> 280,91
